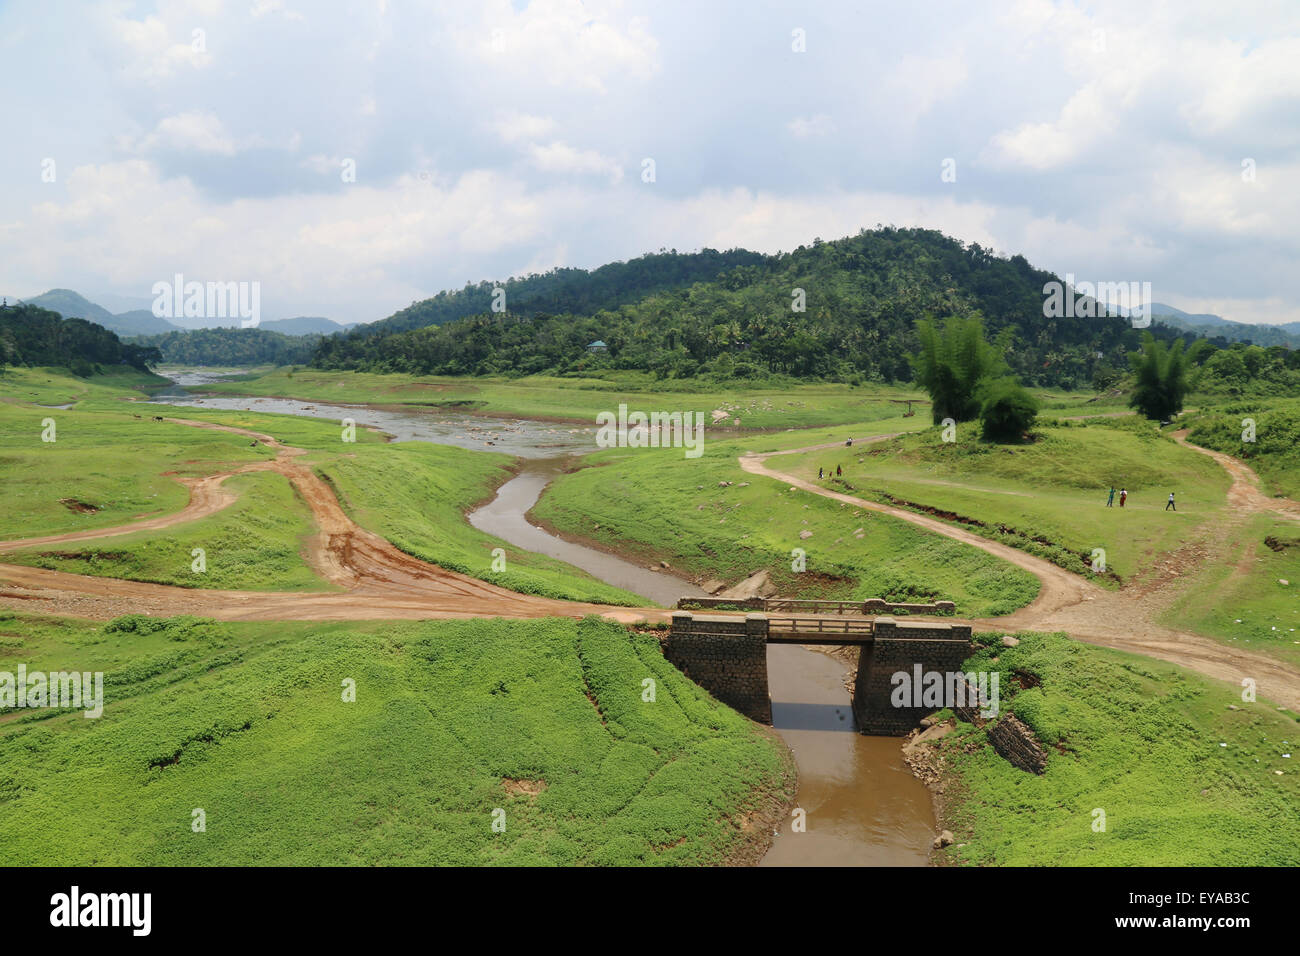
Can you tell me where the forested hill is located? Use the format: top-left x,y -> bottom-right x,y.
312,227 -> 1187,388
0,303 -> 161,375
354,247 -> 768,337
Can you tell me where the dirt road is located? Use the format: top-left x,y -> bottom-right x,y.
740,435 -> 1300,710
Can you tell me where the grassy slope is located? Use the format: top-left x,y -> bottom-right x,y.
0,613 -> 794,866
1185,398 -> 1300,499
779,418 -> 1230,582
1161,515 -> 1300,668
533,433 -> 1040,617
4,471 -> 331,592
0,389 -> 275,540
935,631 -> 1299,866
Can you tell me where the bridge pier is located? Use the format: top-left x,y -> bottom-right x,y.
664,612 -> 772,723
666,611 -> 974,734
851,617 -> 973,735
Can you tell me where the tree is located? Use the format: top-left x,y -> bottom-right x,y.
1128,332 -> 1208,420
977,377 -> 1039,440
910,315 -> 1007,423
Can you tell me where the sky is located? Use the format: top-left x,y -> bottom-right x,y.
1,0 -> 1298,326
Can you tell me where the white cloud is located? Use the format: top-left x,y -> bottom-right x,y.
491,111 -> 556,144
134,111 -> 238,155
787,114 -> 835,139
527,142 -> 623,183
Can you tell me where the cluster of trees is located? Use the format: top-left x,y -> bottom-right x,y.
312,228 -> 1185,388
0,303 -> 160,375
128,327 -> 321,367
911,316 -> 1039,441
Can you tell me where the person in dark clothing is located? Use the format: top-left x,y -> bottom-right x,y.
1106,487 -> 1116,507
818,467 -> 823,479
836,464 -> 842,477
1166,492 -> 1176,511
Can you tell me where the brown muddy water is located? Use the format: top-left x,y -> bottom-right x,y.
152,375 -> 937,866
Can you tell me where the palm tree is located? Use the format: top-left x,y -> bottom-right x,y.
1128,332 -> 1207,420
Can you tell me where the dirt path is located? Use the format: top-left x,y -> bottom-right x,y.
741,435 -> 1300,711
0,418 -> 660,627
3,418 -> 1299,708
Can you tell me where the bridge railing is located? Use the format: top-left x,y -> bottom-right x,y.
766,616 -> 876,636
676,596 -> 955,615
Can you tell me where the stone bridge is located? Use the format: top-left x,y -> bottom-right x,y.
664,611 -> 973,735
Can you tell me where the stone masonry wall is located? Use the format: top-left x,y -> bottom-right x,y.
851,617 -> 973,736
664,612 -> 771,723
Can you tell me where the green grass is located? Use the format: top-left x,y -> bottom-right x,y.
934,631 -> 1299,866
1185,399 -> 1300,499
0,395 -> 275,539
0,612 -> 794,865
779,417 -> 1231,582
3,471 -> 332,592
1161,515 -> 1300,668
533,438 -> 1040,617
0,364 -> 169,405
314,441 -> 644,605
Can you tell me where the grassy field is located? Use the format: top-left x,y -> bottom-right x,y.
0,612 -> 794,865
778,417 -> 1231,583
533,434 -> 1040,617
1162,515 -> 1300,668
933,630 -> 1299,866
1185,399 -> 1300,499
3,471 -> 333,592
0,387 -> 276,540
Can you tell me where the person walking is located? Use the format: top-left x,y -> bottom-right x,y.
1119,488 -> 1128,508
836,464 -> 842,477
1106,487 -> 1116,507
1166,492 -> 1176,511
818,466 -> 824,479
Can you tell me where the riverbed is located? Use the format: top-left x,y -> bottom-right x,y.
150,375 -> 936,865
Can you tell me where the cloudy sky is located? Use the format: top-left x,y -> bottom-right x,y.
1,0 -> 1298,325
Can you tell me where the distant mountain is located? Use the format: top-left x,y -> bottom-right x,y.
16,289 -> 181,337
9,289 -> 353,337
260,316 -> 355,335
21,289 -> 116,326
1147,302 -> 1234,326
1147,303 -> 1300,348
106,309 -> 181,336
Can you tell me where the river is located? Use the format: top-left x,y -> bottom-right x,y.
150,374 -> 937,865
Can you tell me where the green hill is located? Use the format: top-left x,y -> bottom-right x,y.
313,227 -> 1194,388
